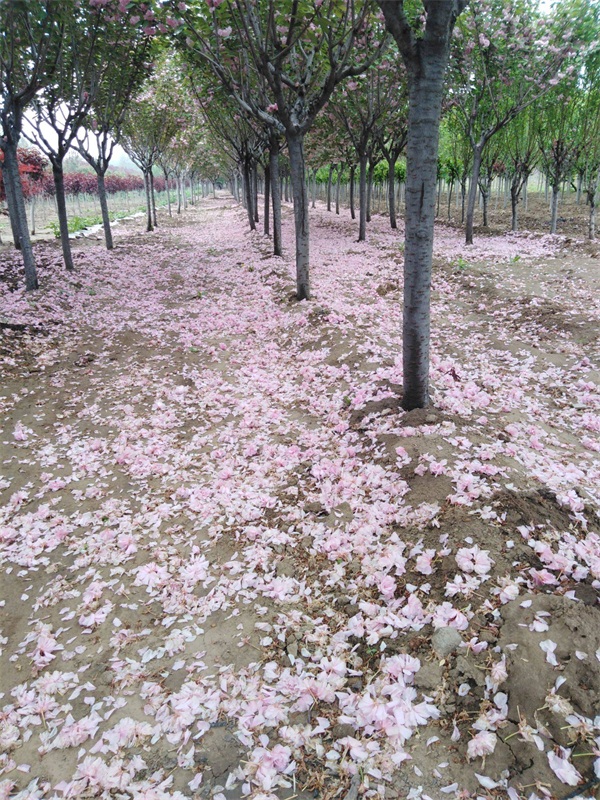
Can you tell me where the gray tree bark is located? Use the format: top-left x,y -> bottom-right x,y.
144,171 -> 153,231
550,184 -> 560,233
326,164 -> 333,212
53,164 -> 75,271
287,132 -> 310,300
97,172 -> 114,250
264,163 -> 270,236
358,154 -> 368,241
3,142 -> 38,289
2,158 -> 22,249
269,137 -> 282,257
465,144 -> 483,245
378,0 -> 466,409
388,157 -> 398,229
150,169 -> 158,227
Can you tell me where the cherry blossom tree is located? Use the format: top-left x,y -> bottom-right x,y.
169,0 -> 385,300
500,107 -> 539,232
330,72 -> 387,242
0,0 -> 65,289
22,2 -> 137,270
75,24 -> 151,249
121,74 -> 180,232
374,55 -> 409,230
376,0 -> 468,410
449,0 -> 576,244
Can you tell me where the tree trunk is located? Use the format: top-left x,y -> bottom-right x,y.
400,68 -> 447,409
150,169 -> 158,226
550,183 -> 560,234
2,142 -> 37,288
97,171 -> 114,250
164,168 -> 172,217
358,154 -> 368,241
53,164 -> 75,272
481,185 -> 489,227
447,181 -> 453,219
252,162 -> 259,223
349,165 -> 356,220
465,145 -> 483,245
511,184 -> 519,232
1,157 -> 22,249
335,166 -> 342,215
326,164 -> 333,212
287,132 -> 310,300
270,137 -> 282,257
263,163 -> 270,237
30,194 -> 36,236
587,172 -> 599,240
144,171 -> 153,231
366,164 -> 373,224
388,157 -> 398,229
243,159 -> 256,231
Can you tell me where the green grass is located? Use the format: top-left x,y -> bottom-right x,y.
49,210 -> 137,238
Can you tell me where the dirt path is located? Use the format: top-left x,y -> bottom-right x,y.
1,199 -> 599,800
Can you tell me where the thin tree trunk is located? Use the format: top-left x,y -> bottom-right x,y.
2,142 -> 37,288
2,158 -> 22,249
335,165 -> 342,215
150,169 -> 158,226
550,183 -> 560,233
270,137 -> 282,257
53,164 -> 75,272
263,163 -> 270,237
252,162 -> 259,224
358,154 -> 367,241
587,172 -> 599,239
447,181 -> 453,219
97,171 -> 114,250
366,164 -> 373,224
243,159 -> 256,231
511,184 -> 519,232
349,165 -> 356,220
481,185 -> 489,227
326,164 -> 333,212
164,168 -> 172,216
388,158 -> 398,229
144,171 -> 153,231
287,132 -> 310,300
30,194 -> 36,236
465,145 -> 483,245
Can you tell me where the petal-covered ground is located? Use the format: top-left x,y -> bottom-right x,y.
0,198 -> 599,800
